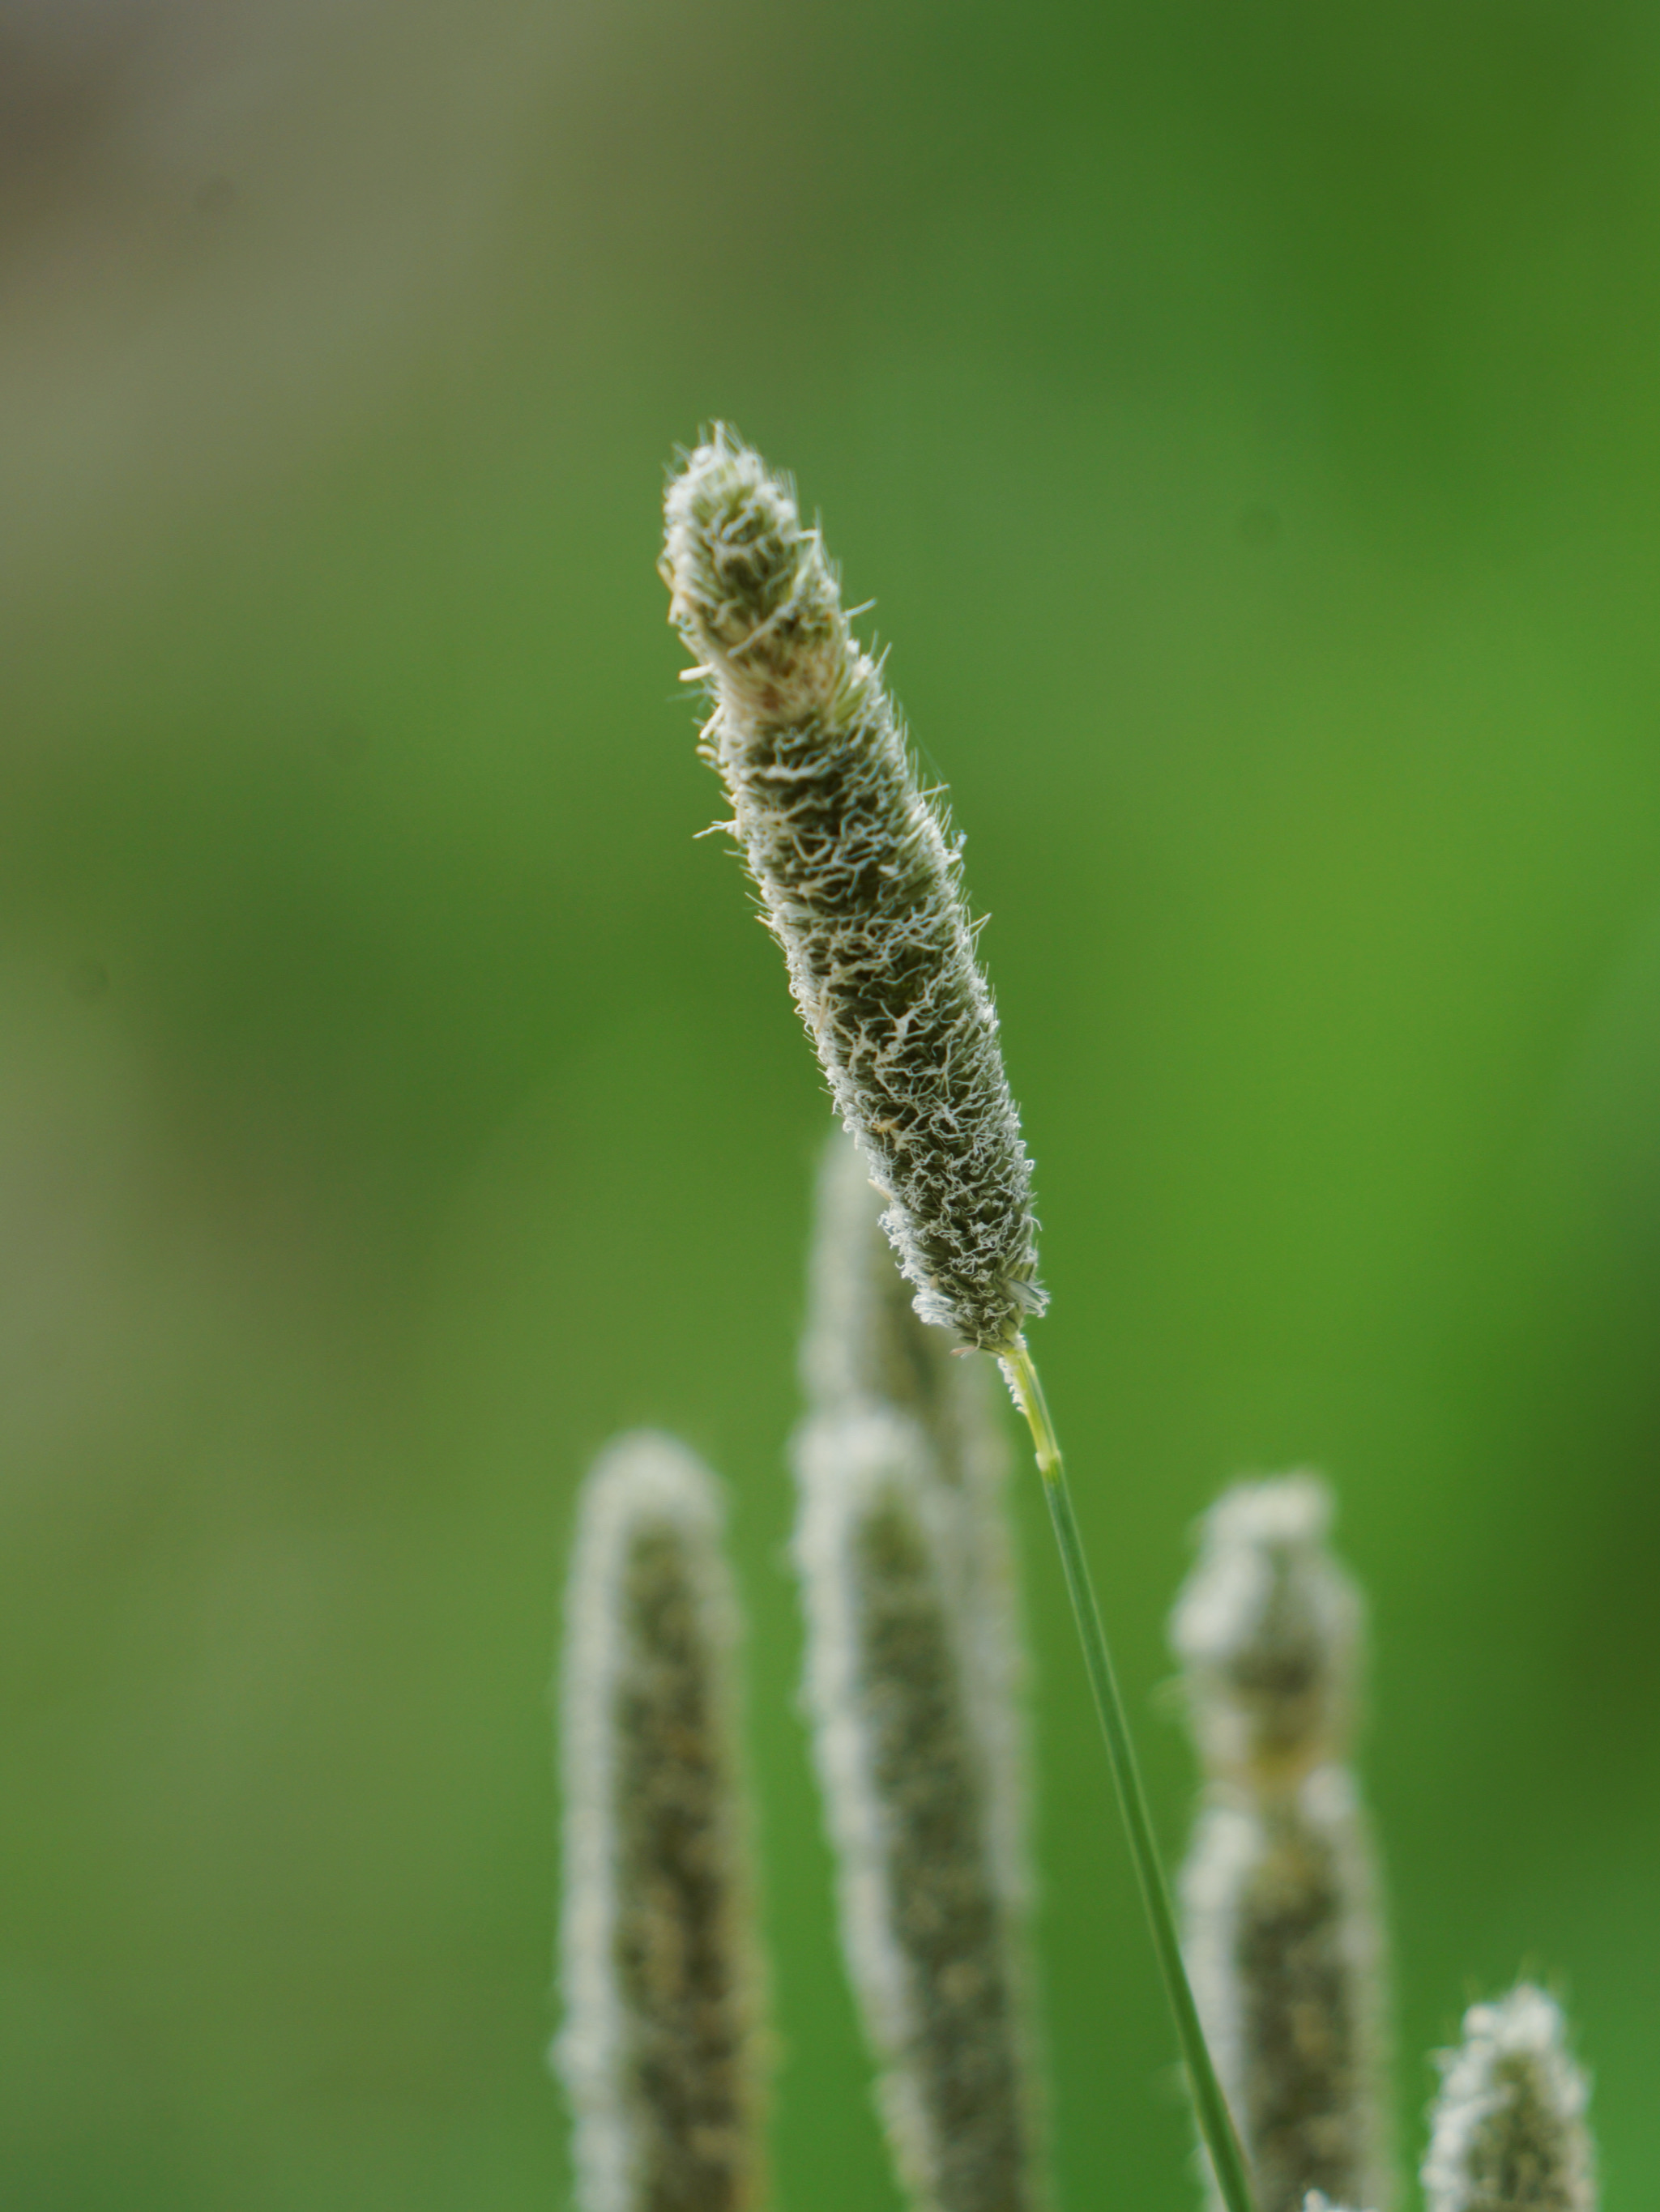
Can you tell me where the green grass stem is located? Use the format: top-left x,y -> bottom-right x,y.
1001,1344 -> 1258,2212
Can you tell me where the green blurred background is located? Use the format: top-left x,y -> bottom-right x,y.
5,1 -> 1660,2205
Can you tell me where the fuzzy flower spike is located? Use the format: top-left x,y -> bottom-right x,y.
1422,1987 -> 1595,2212
662,428 -> 1043,1353
557,1433 -> 767,2212
1174,1478 -> 1389,2212
1171,1476 -> 1363,1796
793,1133 -> 1043,2212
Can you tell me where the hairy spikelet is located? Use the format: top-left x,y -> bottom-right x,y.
662,428 -> 1043,1353
1422,1988 -> 1594,2212
1171,1475 -> 1362,1795
1182,1771 -> 1389,2212
793,1405 -> 1042,2212
557,1433 -> 766,2212
1175,1477 -> 1389,2212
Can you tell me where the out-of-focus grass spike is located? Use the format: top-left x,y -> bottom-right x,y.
794,1406 -> 1042,2212
801,1130 -> 1030,1919
1422,1987 -> 1594,2212
1181,1771 -> 1389,2212
1171,1476 -> 1362,1796
1174,1478 -> 1391,2212
557,1432 -> 768,2212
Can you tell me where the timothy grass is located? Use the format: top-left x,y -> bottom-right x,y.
551,433 -> 1602,2212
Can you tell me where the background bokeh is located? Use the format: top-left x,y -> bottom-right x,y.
5,2 -> 1660,2206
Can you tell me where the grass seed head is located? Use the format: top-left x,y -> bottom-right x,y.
1422,1987 -> 1594,2212
792,1408 -> 1043,2212
557,1433 -> 767,2212
663,428 -> 1043,1354
1182,1770 -> 1391,2212
1172,1475 -> 1362,1793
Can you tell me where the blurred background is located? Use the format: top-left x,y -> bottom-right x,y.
4,0 -> 1660,2205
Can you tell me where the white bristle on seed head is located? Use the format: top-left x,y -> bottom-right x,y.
1422,1986 -> 1594,2212
1172,1474 -> 1362,1790
557,1432 -> 766,2212
663,428 -> 1044,1355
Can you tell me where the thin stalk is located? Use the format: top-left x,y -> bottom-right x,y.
1001,1343 -> 1257,2212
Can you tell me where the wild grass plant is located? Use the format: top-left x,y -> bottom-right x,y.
553,433 -> 1600,2212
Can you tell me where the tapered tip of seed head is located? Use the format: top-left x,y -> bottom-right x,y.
576,1428 -> 725,1554
1441,1987 -> 1582,2086
1172,1473 -> 1361,1787
662,426 -> 845,714
1424,1987 -> 1594,2212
